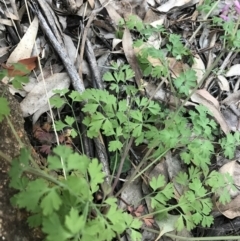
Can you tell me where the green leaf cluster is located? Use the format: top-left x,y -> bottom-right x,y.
167,34 -> 191,60
9,146 -> 142,241
150,166 -> 235,232
173,69 -> 197,96
3,18 -> 240,237
219,132 -> 240,159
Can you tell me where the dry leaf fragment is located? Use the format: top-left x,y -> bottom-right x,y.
216,195 -> 240,219
217,75 -> 230,91
20,72 -> 70,117
2,56 -> 38,77
128,204 -> 145,217
156,0 -> 199,13
143,215 -> 154,227
192,55 -> 205,84
222,90 -> 240,105
87,0 -> 95,8
226,64 -> 240,77
7,16 -> 39,64
122,28 -> 142,88
33,123 -> 55,144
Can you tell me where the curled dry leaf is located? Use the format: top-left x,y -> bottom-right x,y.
87,0 -> 95,9
192,54 -> 205,84
20,72 -> 70,117
192,89 -> 219,108
217,75 -> 230,91
112,39 -> 122,50
122,28 -> 142,88
32,103 -> 53,124
0,19 -> 12,26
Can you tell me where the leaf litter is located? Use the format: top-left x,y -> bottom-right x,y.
2,0 -> 240,240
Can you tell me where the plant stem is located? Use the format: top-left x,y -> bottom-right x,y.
6,116 -> 40,169
115,147 -> 170,197
0,150 -> 12,163
111,137 -> 133,194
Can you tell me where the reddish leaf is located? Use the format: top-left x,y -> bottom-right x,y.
134,205 -> 144,217
40,144 -> 52,154
143,216 -> 154,227
33,124 -> 55,144
127,205 -> 134,213
2,56 -> 38,77
128,205 -> 145,217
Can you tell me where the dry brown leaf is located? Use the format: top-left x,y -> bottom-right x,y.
192,89 -> 219,108
2,56 -> 38,77
7,16 -> 39,65
192,55 -> 205,84
216,195 -> 240,219
122,28 -> 142,88
168,58 -> 189,78
112,39 -> 122,50
143,216 -> 154,227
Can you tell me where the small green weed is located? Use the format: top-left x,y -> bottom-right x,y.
1,5 -> 240,240
8,147 -> 142,241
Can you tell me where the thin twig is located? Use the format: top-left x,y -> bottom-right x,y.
85,38 -> 104,89
78,3 -> 109,80
111,137 -> 134,195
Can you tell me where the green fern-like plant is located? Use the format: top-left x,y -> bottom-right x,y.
9,146 -> 142,241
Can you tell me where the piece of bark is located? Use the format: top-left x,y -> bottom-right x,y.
0,83 -> 43,241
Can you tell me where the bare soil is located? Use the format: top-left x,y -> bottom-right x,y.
0,83 -> 43,241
